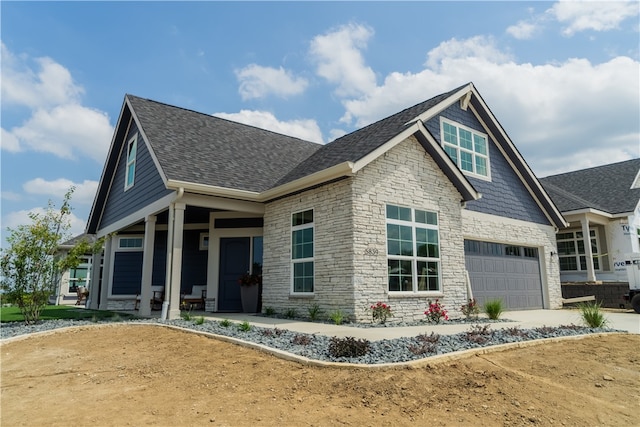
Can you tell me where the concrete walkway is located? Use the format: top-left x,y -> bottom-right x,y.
201,309 -> 639,341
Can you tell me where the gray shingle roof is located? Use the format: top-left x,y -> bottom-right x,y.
127,95 -> 323,193
275,84 -> 467,186
128,85 -> 467,192
540,158 -> 640,215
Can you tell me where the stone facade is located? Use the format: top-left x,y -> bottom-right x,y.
262,178 -> 356,318
263,135 -> 562,321
461,210 -> 563,309
262,136 -> 469,322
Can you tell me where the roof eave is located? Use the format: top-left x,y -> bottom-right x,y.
167,161 -> 355,203
261,161 -> 355,202
562,208 -> 634,219
166,180 -> 262,201
352,119 -> 480,202
468,91 -> 569,229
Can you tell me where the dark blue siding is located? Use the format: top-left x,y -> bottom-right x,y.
112,252 -> 143,295
100,121 -> 173,229
424,104 -> 549,225
147,229 -> 207,293
152,230 -> 168,286
180,230 -> 208,293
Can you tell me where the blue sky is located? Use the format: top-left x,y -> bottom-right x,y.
1,1 -> 639,243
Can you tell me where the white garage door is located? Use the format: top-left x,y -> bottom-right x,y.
464,240 -> 543,310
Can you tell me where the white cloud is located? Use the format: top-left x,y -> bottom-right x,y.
236,64 -> 308,100
0,191 -> 23,202
0,43 -> 113,163
8,104 -> 113,162
506,21 -> 539,40
23,178 -> 98,206
548,0 -> 639,36
213,110 -> 324,144
426,36 -> 513,70
309,23 -> 377,98
2,207 -> 86,239
1,42 -> 83,109
0,128 -> 20,152
333,36 -> 639,176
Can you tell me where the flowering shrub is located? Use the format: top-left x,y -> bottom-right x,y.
424,299 -> 448,324
237,273 -> 261,286
461,298 -> 480,319
369,301 -> 393,324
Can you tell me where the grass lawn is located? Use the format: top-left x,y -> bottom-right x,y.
0,305 -> 136,323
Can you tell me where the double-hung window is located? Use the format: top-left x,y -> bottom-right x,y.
291,209 -> 314,293
557,229 -> 600,271
386,205 -> 441,293
441,118 -> 490,179
125,134 -> 137,190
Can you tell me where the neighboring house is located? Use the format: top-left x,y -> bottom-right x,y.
51,234 -> 99,306
85,82 -> 566,321
540,159 -> 640,283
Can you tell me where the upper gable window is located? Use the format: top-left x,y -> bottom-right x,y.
440,118 -> 490,180
124,134 -> 138,190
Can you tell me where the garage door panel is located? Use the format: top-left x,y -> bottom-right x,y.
465,241 -> 543,310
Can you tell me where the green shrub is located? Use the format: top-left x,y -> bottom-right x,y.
194,316 -> 205,325
284,308 -> 297,319
238,320 -> 251,332
578,302 -> 609,328
181,311 -> 192,321
307,303 -> 323,321
328,336 -> 370,358
220,319 -> 232,327
483,299 -> 504,320
264,307 -> 276,316
329,310 -> 345,325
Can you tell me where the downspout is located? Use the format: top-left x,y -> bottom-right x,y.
161,187 -> 184,320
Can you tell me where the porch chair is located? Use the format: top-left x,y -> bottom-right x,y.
180,285 -> 207,310
150,288 -> 164,311
75,286 -> 89,306
135,286 -> 165,311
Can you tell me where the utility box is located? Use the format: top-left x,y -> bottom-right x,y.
626,253 -> 640,290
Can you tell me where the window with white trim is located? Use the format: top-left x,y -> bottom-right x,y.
291,209 -> 314,293
557,229 -> 600,271
124,134 -> 137,190
441,118 -> 490,179
118,236 -> 143,250
386,204 -> 440,292
68,256 -> 91,293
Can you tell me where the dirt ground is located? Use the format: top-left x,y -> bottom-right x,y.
1,325 -> 638,427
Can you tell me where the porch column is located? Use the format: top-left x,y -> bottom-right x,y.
581,217 -> 596,282
98,235 -> 113,310
168,203 -> 186,320
87,250 -> 103,310
138,215 -> 157,316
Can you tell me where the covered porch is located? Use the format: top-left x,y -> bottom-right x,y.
87,192 -> 264,319
556,210 -> 631,283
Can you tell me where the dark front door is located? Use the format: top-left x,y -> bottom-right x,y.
218,237 -> 250,311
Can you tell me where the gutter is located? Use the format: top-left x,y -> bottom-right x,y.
166,161 -> 355,203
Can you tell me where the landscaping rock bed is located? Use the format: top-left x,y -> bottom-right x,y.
0,317 -> 619,365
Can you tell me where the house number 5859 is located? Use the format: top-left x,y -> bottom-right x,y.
364,248 -> 378,256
